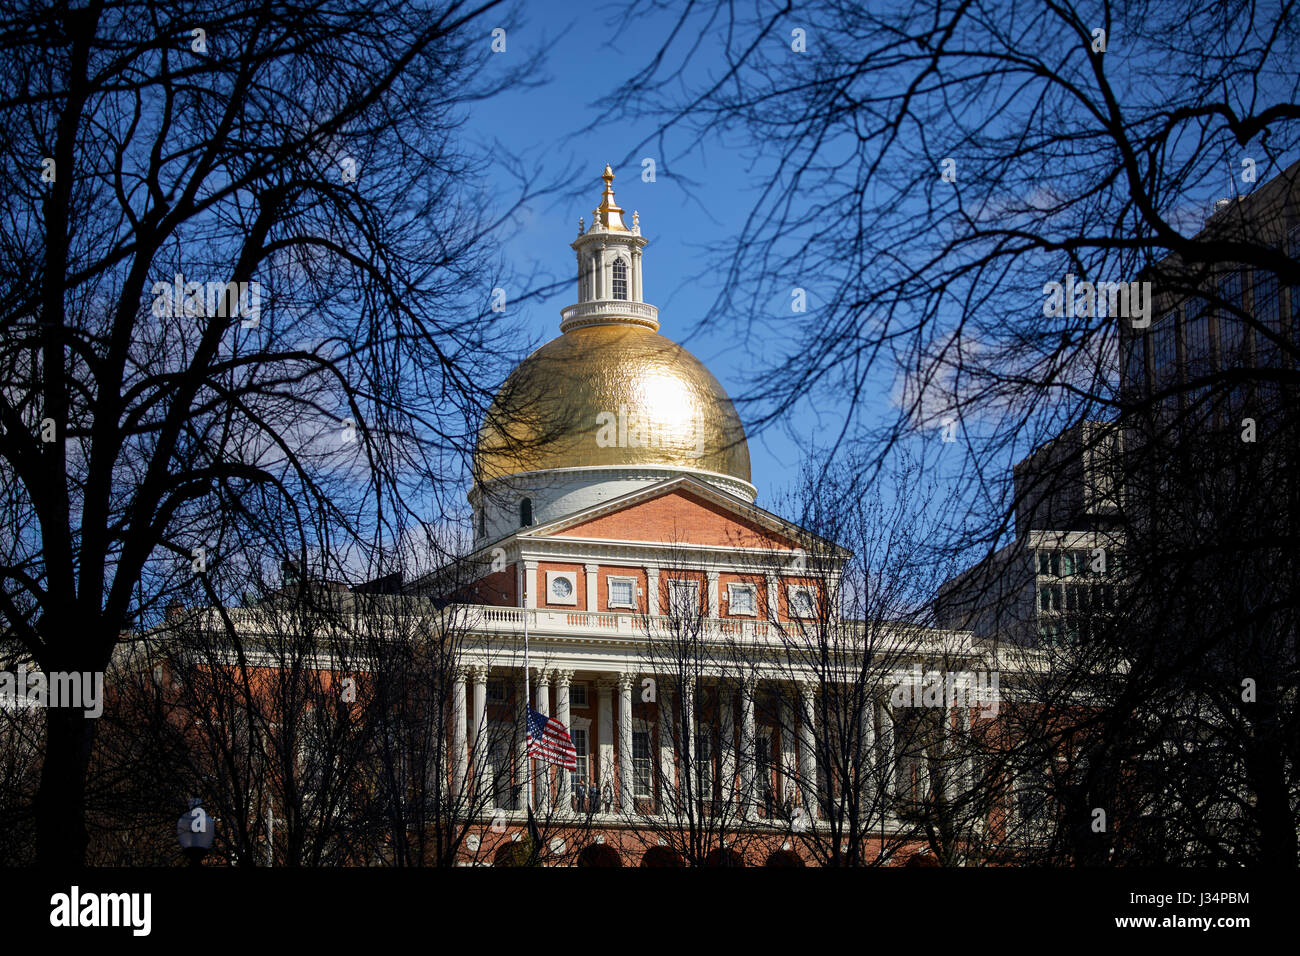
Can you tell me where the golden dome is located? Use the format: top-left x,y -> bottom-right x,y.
474,324 -> 751,485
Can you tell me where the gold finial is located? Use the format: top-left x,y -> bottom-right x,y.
596,164 -> 627,230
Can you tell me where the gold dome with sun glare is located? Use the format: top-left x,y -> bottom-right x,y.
474,166 -> 751,488
473,323 -> 751,484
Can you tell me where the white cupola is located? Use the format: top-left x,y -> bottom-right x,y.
563,164 -> 658,333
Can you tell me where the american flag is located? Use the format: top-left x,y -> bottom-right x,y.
527,707 -> 577,770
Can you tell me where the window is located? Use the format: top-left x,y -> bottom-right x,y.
570,682 -> 588,708
632,730 -> 653,797
788,585 -> 815,617
611,258 -> 628,300
1185,299 -> 1211,378
1060,551 -> 1078,576
1152,312 -> 1179,388
1253,270 -> 1281,368
1217,273 -> 1246,368
519,497 -> 533,527
667,579 -> 699,618
487,679 -> 507,703
1037,551 -> 1060,577
1065,585 -> 1080,612
546,570 -> 577,606
1123,332 -> 1146,394
727,583 -> 757,616
607,576 -> 636,610
477,509 -> 486,538
571,728 -> 589,787
1039,585 -> 1061,612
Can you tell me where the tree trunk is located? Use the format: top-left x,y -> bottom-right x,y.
35,704 -> 98,867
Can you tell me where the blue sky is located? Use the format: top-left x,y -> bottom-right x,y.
454,0 -> 1298,540
460,1 -> 834,509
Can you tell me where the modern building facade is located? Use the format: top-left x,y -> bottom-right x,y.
934,421 -> 1126,647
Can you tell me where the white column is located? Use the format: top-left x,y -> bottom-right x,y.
597,678 -> 615,810
522,559 -> 537,609
779,693 -> 797,806
879,700 -> 895,807
617,673 -> 634,813
765,573 -> 779,621
797,682 -> 817,817
534,670 -> 552,809
555,670 -> 573,811
959,705 -> 975,796
939,703 -> 956,804
859,691 -> 876,814
706,571 -> 720,618
584,563 -> 599,611
682,678 -> 697,775
739,679 -> 756,818
471,665 -> 489,801
451,667 -> 468,800
595,247 -> 605,299
719,683 -> 736,806
658,687 -> 675,813
912,678 -> 929,804
646,566 -> 660,616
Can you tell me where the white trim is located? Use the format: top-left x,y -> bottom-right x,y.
545,569 -> 579,606
727,582 -> 758,617
787,584 -> 816,618
667,579 -> 700,616
606,575 -> 637,610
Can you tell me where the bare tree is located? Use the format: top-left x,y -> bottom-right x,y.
0,0 -> 548,864
601,0 -> 1300,866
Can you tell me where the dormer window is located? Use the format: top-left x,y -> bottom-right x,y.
519,497 -> 533,527
612,258 -> 628,300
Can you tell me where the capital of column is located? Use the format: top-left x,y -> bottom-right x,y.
535,668 -> 553,688
554,669 -> 574,687
523,559 -> 539,570
584,563 -> 599,575
452,665 -> 471,682
616,672 -> 636,691
469,664 -> 490,683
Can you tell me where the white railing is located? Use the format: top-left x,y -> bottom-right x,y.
559,300 -> 659,330
459,604 -> 787,642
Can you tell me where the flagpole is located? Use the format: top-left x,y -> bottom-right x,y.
523,600 -> 533,813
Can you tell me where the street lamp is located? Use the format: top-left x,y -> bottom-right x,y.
177,797 -> 215,866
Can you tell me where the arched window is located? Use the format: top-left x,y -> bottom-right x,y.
611,258 -> 628,300
519,497 -> 533,527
